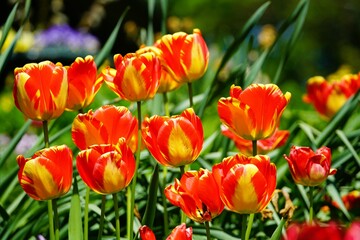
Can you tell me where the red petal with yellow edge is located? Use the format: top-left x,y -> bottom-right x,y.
180,108 -> 204,140
164,179 -> 185,208
76,147 -> 102,192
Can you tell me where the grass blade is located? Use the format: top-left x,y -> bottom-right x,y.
142,164 -> 159,228
335,130 -> 360,167
0,2 -> 19,49
326,183 -> 351,221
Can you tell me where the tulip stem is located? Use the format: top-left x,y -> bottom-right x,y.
84,187 -> 90,240
163,92 -> 170,116
245,213 -> 255,240
162,166 -> 169,235
47,200 -> 55,240
43,120 -> 50,148
187,82 -> 193,108
127,101 -> 142,240
309,186 -> 314,224
241,214 -> 247,240
113,193 -> 121,240
52,199 -> 59,240
204,221 -> 211,240
252,140 -> 257,156
98,195 -> 106,240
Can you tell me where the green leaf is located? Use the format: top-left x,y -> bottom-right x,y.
69,178 -> 83,240
243,49 -> 269,87
326,183 -> 351,220
0,2 -> 18,50
0,119 -> 32,168
335,130 -> 360,167
142,164 -> 159,227
0,26 -> 23,76
297,184 -> 310,209
94,7 -> 130,67
270,217 -> 286,240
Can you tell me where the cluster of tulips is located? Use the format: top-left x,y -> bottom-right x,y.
12,26 -> 360,240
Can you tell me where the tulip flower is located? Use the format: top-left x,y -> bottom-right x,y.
218,84 -> 291,141
142,108 -> 203,167
139,226 -> 156,240
221,125 -> 289,155
164,168 -> 224,223
303,73 -> 360,119
65,55 -> 103,111
166,223 -> 192,240
13,60 -> 68,121
76,138 -> 135,194
344,221 -> 360,240
72,105 -> 138,152
332,190 -> 360,211
104,51 -> 161,102
155,28 -> 209,83
284,222 -> 343,240
17,145 -> 73,201
212,154 -> 276,214
284,146 -> 337,186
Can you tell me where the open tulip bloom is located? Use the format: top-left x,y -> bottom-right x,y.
13,60 -> 68,121
142,108 -> 203,167
218,83 -> 291,141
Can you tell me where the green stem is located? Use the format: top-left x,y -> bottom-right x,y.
309,186 -> 314,224
241,214 -> 247,240
128,101 -> 142,240
162,167 -> 169,235
245,213 -> 255,240
47,200 -> 55,240
179,165 -> 187,223
98,195 -> 106,240
163,92 -> 170,116
84,187 -> 90,240
252,140 -> 257,157
179,165 -> 185,176
113,193 -> 121,240
187,82 -> 193,108
52,199 -> 59,240
43,120 -> 50,148
204,221 -> 211,240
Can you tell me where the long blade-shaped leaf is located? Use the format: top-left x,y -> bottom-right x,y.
95,7 -> 130,67
69,177 -> 83,240
142,163 -> 159,227
0,26 -> 23,75
326,183 -> 351,221
0,2 -> 18,49
335,130 -> 360,167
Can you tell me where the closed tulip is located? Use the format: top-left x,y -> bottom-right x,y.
155,28 -> 209,83
218,84 -> 291,140
17,145 -> 73,201
66,55 -> 103,111
76,138 -> 135,194
284,146 -> 336,186
142,108 -> 203,167
72,105 -> 138,152
164,168 -> 224,223
303,73 -> 360,119
13,60 -> 68,121
104,51 -> 161,102
166,223 -> 192,240
221,125 -> 289,155
212,154 -> 276,214
139,226 -> 156,240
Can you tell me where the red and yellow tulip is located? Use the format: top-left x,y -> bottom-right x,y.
303,73 -> 360,119
212,154 -> 276,214
17,145 -> 73,201
76,138 -> 135,194
166,223 -> 192,240
221,125 -> 289,155
104,51 -> 161,102
283,146 -> 337,186
164,168 -> 224,223
155,28 -> 209,83
142,108 -> 203,167
13,61 -> 68,121
66,55 -> 103,111
218,84 -> 291,140
72,105 -> 138,152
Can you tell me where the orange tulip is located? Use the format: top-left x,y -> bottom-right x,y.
283,146 -> 337,186
155,28 -> 209,83
218,84 -> 291,141
13,60 -> 68,121
221,125 -> 289,155
76,138 -> 135,194
72,105 -> 138,152
164,168 -> 224,223
303,73 -> 360,119
66,55 -> 103,111
142,108 -> 203,167
166,223 -> 192,240
212,154 -> 276,214
139,225 -> 156,240
17,145 -> 73,201
104,51 -> 161,101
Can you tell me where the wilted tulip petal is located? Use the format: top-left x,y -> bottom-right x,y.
72,105 -> 138,152
284,146 -> 336,186
13,61 -> 68,121
212,154 -> 276,214
17,145 -> 73,200
76,138 -> 135,194
66,55 -> 103,111
218,84 -> 291,141
142,108 -> 203,167
164,168 -> 224,223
